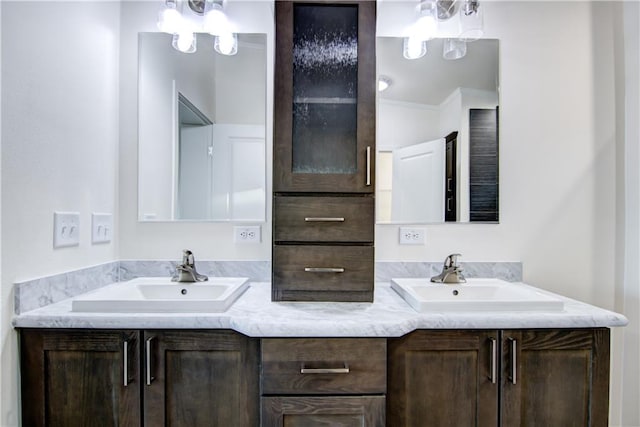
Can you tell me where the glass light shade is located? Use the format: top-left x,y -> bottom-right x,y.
403,37 -> 427,60
459,4 -> 484,41
157,6 -> 182,34
204,4 -> 231,36
172,32 -> 197,53
443,38 -> 467,60
214,33 -> 238,56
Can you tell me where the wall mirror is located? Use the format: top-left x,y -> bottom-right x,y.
138,32 -> 267,222
376,37 -> 499,224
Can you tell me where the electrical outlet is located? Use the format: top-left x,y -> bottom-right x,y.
399,227 -> 426,245
234,226 -> 261,243
53,212 -> 80,248
91,213 -> 113,244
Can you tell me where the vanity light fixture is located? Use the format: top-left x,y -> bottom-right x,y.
378,76 -> 392,92
157,0 -> 238,55
402,0 -> 484,60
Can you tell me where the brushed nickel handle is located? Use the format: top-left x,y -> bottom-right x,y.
304,267 -> 345,273
366,146 -> 371,186
123,340 -> 129,387
447,198 -> 452,212
301,363 -> 350,374
304,217 -> 345,222
489,337 -> 497,384
146,336 -> 155,386
509,337 -> 517,385
447,178 -> 452,191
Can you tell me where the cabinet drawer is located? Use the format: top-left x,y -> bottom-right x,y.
274,196 -> 374,243
272,245 -> 374,301
261,338 -> 386,395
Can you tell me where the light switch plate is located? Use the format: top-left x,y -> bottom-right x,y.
53,212 -> 80,248
91,213 -> 113,244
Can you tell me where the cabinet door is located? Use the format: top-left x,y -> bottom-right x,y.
143,330 -> 259,427
20,329 -> 140,427
274,0 -> 376,193
262,396 -> 385,427
501,328 -> 610,427
387,330 -> 499,427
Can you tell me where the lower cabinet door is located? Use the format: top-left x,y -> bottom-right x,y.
500,328 -> 610,427
19,329 -> 141,427
387,330 -> 499,427
261,396 -> 385,427
143,330 -> 259,427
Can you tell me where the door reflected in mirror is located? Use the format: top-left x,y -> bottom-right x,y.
138,33 -> 267,222
376,37 -> 499,224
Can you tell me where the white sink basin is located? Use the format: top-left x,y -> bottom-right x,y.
391,278 -> 564,312
71,277 -> 249,313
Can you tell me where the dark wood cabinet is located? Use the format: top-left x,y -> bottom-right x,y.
143,330 -> 259,427
261,338 -> 386,427
19,329 -> 259,427
272,0 -> 376,302
387,329 -> 610,427
500,329 -> 610,427
20,329 -> 141,427
387,330 -> 498,427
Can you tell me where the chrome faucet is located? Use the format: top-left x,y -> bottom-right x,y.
431,253 -> 466,284
172,250 -> 208,283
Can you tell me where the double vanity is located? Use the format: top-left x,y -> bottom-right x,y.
14,270 -> 626,426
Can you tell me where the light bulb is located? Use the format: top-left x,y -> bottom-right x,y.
410,0 -> 438,42
378,76 -> 392,92
214,33 -> 237,56
172,32 -> 197,53
403,37 -> 427,60
157,2 -> 182,34
204,4 -> 231,36
459,1 -> 484,42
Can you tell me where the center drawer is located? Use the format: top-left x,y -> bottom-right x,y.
261,338 -> 386,395
274,196 -> 374,243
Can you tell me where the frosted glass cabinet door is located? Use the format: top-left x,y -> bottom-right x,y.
274,1 -> 375,193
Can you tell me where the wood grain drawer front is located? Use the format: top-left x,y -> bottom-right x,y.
274,196 -> 374,243
261,396 -> 385,427
273,245 -> 374,301
261,338 -> 386,395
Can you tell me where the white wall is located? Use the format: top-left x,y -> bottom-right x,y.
0,2 -> 121,425
118,1 -> 274,260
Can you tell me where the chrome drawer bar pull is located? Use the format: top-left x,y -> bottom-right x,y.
301,364 -> 350,374
489,337 -> 497,384
304,267 -> 345,273
509,337 -> 517,385
304,217 -> 345,222
366,146 -> 372,186
123,340 -> 129,387
146,336 -> 155,386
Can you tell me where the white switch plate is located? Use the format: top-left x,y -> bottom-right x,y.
399,227 -> 426,245
91,213 -> 113,244
53,212 -> 80,248
234,226 -> 261,243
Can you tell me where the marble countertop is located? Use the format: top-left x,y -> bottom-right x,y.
12,281 -> 628,336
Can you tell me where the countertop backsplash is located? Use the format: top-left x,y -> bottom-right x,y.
14,260 -> 521,315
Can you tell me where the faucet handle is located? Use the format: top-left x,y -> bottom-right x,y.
445,253 -> 462,269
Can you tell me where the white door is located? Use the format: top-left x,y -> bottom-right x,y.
391,138 -> 445,223
177,124 -> 213,220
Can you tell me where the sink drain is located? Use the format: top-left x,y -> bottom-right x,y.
181,289 -> 188,295
452,289 -> 459,296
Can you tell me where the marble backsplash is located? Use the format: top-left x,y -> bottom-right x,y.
14,260 -> 522,314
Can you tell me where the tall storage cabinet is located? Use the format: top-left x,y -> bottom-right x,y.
273,0 -> 376,302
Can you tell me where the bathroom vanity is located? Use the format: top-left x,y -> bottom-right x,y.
15,282 -> 625,427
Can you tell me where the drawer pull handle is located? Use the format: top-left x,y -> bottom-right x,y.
366,146 -> 372,186
146,336 -> 155,386
489,337 -> 497,384
304,217 -> 345,222
123,340 -> 130,387
301,364 -> 350,374
304,267 -> 345,273
508,337 -> 517,385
